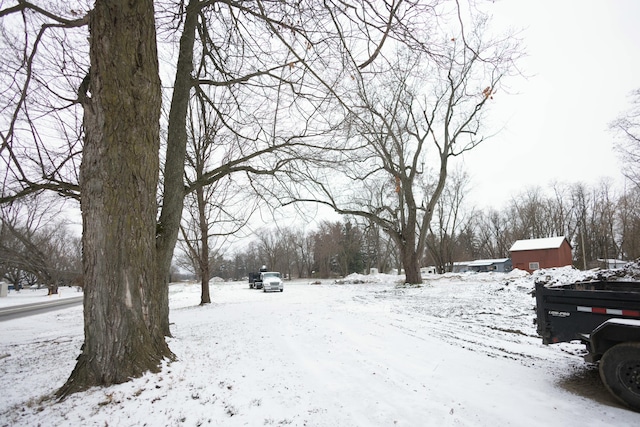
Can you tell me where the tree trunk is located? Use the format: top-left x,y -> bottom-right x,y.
58,0 -> 172,398
154,0 -> 199,335
197,186 -> 211,304
400,242 -> 422,285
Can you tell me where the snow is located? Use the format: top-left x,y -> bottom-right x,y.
1,269 -> 639,426
466,258 -> 510,266
509,236 -> 568,252
0,286 -> 82,308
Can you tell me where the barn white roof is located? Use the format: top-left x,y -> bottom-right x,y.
509,236 -> 568,252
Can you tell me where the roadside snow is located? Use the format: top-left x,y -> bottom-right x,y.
0,286 -> 82,308
1,269 -> 639,426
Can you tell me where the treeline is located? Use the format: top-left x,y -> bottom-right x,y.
464,180 -> 639,271
3,179 -> 636,286
197,180 -> 639,279
0,197 -> 81,293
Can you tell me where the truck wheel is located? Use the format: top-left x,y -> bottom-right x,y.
599,342 -> 640,411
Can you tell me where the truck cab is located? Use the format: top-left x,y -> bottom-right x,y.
260,271 -> 283,292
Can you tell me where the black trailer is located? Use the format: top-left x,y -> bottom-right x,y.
535,280 -> 640,411
248,272 -> 262,289
248,265 -> 268,289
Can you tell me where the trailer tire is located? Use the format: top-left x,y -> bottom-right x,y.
599,342 -> 640,411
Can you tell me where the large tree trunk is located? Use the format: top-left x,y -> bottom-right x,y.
402,248 -> 422,284
58,0 -> 172,398
398,191 -> 422,284
400,231 -> 422,285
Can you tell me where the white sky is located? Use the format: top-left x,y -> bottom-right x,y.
460,0 -> 640,209
65,1 -> 640,236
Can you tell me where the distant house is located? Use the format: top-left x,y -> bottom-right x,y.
467,258 -> 512,273
420,266 -> 437,275
509,236 -> 572,273
597,259 -> 627,270
451,261 -> 471,273
450,259 -> 512,273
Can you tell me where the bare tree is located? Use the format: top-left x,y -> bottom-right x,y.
0,1 -> 87,202
177,93 -> 257,304
548,181 -> 580,243
425,169 -> 473,272
291,227 -> 314,278
566,181 -> 623,269
0,195 -> 79,293
153,0 -> 410,334
507,186 -> 556,240
590,180 -> 621,263
255,228 -> 285,272
356,218 -> 397,275
311,221 -> 343,278
337,221 -> 365,276
611,89 -> 640,188
275,227 -> 299,279
178,176 -> 247,304
281,6 -> 522,283
473,209 -> 507,259
618,186 -> 640,260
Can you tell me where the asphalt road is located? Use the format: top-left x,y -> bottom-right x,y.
0,296 -> 83,321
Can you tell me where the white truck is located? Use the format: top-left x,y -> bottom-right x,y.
248,266 -> 283,292
259,271 -> 283,292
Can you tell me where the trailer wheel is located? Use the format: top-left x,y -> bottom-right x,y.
599,342 -> 640,411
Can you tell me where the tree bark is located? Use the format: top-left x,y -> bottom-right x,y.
58,0 -> 172,398
154,0 -> 199,335
197,186 -> 211,304
398,227 -> 421,284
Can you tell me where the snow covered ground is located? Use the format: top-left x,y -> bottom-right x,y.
1,268 -> 639,426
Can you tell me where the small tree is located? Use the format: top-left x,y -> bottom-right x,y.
178,95 -> 256,304
338,221 -> 364,276
426,170 -> 473,273
618,187 -> 640,260
311,221 -> 343,278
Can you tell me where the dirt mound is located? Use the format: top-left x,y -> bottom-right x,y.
534,260 -> 640,288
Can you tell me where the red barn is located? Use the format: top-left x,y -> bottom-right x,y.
509,236 -> 573,273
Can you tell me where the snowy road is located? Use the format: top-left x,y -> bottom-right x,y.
0,296 -> 83,321
0,273 -> 638,426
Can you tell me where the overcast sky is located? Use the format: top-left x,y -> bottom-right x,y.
459,0 -> 640,209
